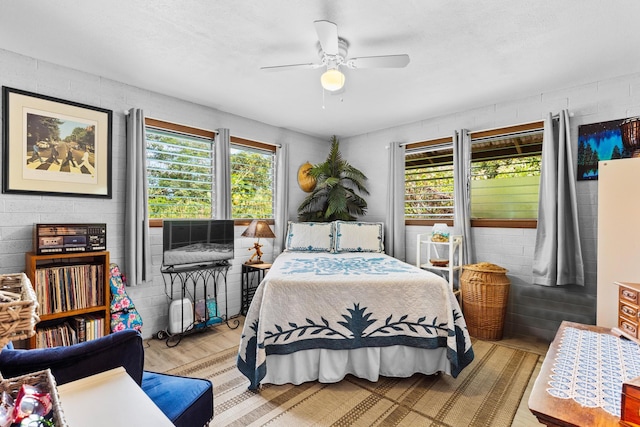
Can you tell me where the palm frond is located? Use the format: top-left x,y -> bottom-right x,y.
297,135 -> 368,222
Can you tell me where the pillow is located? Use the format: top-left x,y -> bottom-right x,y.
334,221 -> 384,253
285,221 -> 334,252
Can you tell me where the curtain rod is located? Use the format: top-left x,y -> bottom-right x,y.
552,111 -> 574,119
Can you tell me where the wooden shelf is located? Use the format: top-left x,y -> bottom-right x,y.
25,251 -> 110,348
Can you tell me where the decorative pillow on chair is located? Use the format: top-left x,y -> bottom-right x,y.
285,221 -> 334,252
109,263 -> 143,333
334,221 -> 385,253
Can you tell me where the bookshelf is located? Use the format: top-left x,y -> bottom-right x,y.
25,251 -> 110,348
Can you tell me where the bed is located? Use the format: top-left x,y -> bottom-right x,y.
237,221 -> 474,390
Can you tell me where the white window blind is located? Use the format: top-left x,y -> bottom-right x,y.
146,127 -> 214,219
405,142 -> 454,221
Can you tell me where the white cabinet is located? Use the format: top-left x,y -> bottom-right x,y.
597,158 -> 640,328
416,234 -> 463,296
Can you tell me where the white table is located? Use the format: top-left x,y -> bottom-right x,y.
57,367 -> 173,427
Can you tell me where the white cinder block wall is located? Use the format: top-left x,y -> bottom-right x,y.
342,74 -> 640,340
2,45 -> 640,342
0,48 -> 329,339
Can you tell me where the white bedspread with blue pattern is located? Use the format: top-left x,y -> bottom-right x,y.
237,252 -> 474,389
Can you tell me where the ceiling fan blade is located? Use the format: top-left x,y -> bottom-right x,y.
260,63 -> 322,72
347,54 -> 410,69
314,20 -> 339,55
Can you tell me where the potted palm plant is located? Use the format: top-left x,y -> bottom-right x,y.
298,136 -> 369,221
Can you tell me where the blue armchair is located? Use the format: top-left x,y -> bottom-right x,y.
0,329 -> 213,427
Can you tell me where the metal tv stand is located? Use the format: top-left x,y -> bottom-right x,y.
157,260 -> 239,347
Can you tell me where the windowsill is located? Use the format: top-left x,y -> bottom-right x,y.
471,219 -> 537,229
405,219 -> 454,227
405,219 -> 537,229
148,218 -> 275,228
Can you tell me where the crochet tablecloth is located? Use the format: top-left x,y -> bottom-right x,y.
547,326 -> 640,416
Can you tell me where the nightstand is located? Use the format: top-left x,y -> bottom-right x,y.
241,263 -> 271,315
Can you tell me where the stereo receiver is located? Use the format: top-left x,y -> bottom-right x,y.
34,223 -> 107,254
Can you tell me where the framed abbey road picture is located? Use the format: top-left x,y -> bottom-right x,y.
2,86 -> 112,198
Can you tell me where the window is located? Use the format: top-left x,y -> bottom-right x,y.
470,122 -> 543,224
230,137 -> 275,219
146,119 -> 215,219
404,121 -> 543,228
145,119 -> 276,222
405,137 -> 454,225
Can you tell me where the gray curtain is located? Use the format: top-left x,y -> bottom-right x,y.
274,144 -> 289,256
124,108 -> 151,286
533,110 -> 584,286
215,128 -> 232,219
453,129 -> 474,264
385,142 -> 405,260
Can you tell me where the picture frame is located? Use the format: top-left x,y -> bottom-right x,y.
577,118 -> 634,181
2,87 -> 112,198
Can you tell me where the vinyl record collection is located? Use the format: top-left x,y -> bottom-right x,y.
33,263 -> 104,315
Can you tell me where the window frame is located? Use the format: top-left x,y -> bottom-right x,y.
404,121 -> 543,229
144,119 -> 277,228
405,136 -> 454,227
145,118 -> 215,228
469,122 -> 542,229
229,136 -> 276,222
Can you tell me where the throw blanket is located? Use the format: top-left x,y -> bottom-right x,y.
238,252 -> 474,389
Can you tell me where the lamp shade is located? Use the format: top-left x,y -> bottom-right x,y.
241,220 -> 275,239
320,68 -> 345,92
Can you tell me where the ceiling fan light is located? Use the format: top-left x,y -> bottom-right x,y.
320,68 -> 345,91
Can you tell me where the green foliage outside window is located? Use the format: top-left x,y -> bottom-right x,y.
230,147 -> 274,219
470,155 -> 541,219
405,164 -> 454,220
405,129 -> 542,222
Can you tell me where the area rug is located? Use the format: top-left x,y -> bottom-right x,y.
167,339 -> 539,426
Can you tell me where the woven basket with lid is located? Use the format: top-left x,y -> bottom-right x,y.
0,273 -> 39,349
461,262 -> 510,340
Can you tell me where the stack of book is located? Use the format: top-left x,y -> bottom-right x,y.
34,314 -> 106,348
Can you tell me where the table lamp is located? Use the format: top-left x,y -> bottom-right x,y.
241,220 -> 275,265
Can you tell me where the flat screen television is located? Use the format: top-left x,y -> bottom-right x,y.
162,219 -> 234,269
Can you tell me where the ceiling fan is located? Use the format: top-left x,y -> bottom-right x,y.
260,20 -> 410,92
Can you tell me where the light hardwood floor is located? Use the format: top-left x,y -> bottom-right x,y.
143,316 -> 549,427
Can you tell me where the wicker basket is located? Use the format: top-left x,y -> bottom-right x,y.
0,368 -> 68,426
461,262 -> 510,341
0,273 -> 40,349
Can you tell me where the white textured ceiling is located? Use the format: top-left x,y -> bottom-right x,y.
1,1 -> 640,140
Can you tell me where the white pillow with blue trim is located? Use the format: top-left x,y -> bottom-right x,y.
334,221 -> 385,253
285,221 -> 334,252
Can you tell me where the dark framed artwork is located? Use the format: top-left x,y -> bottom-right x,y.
2,87 -> 112,198
577,118 -> 634,180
